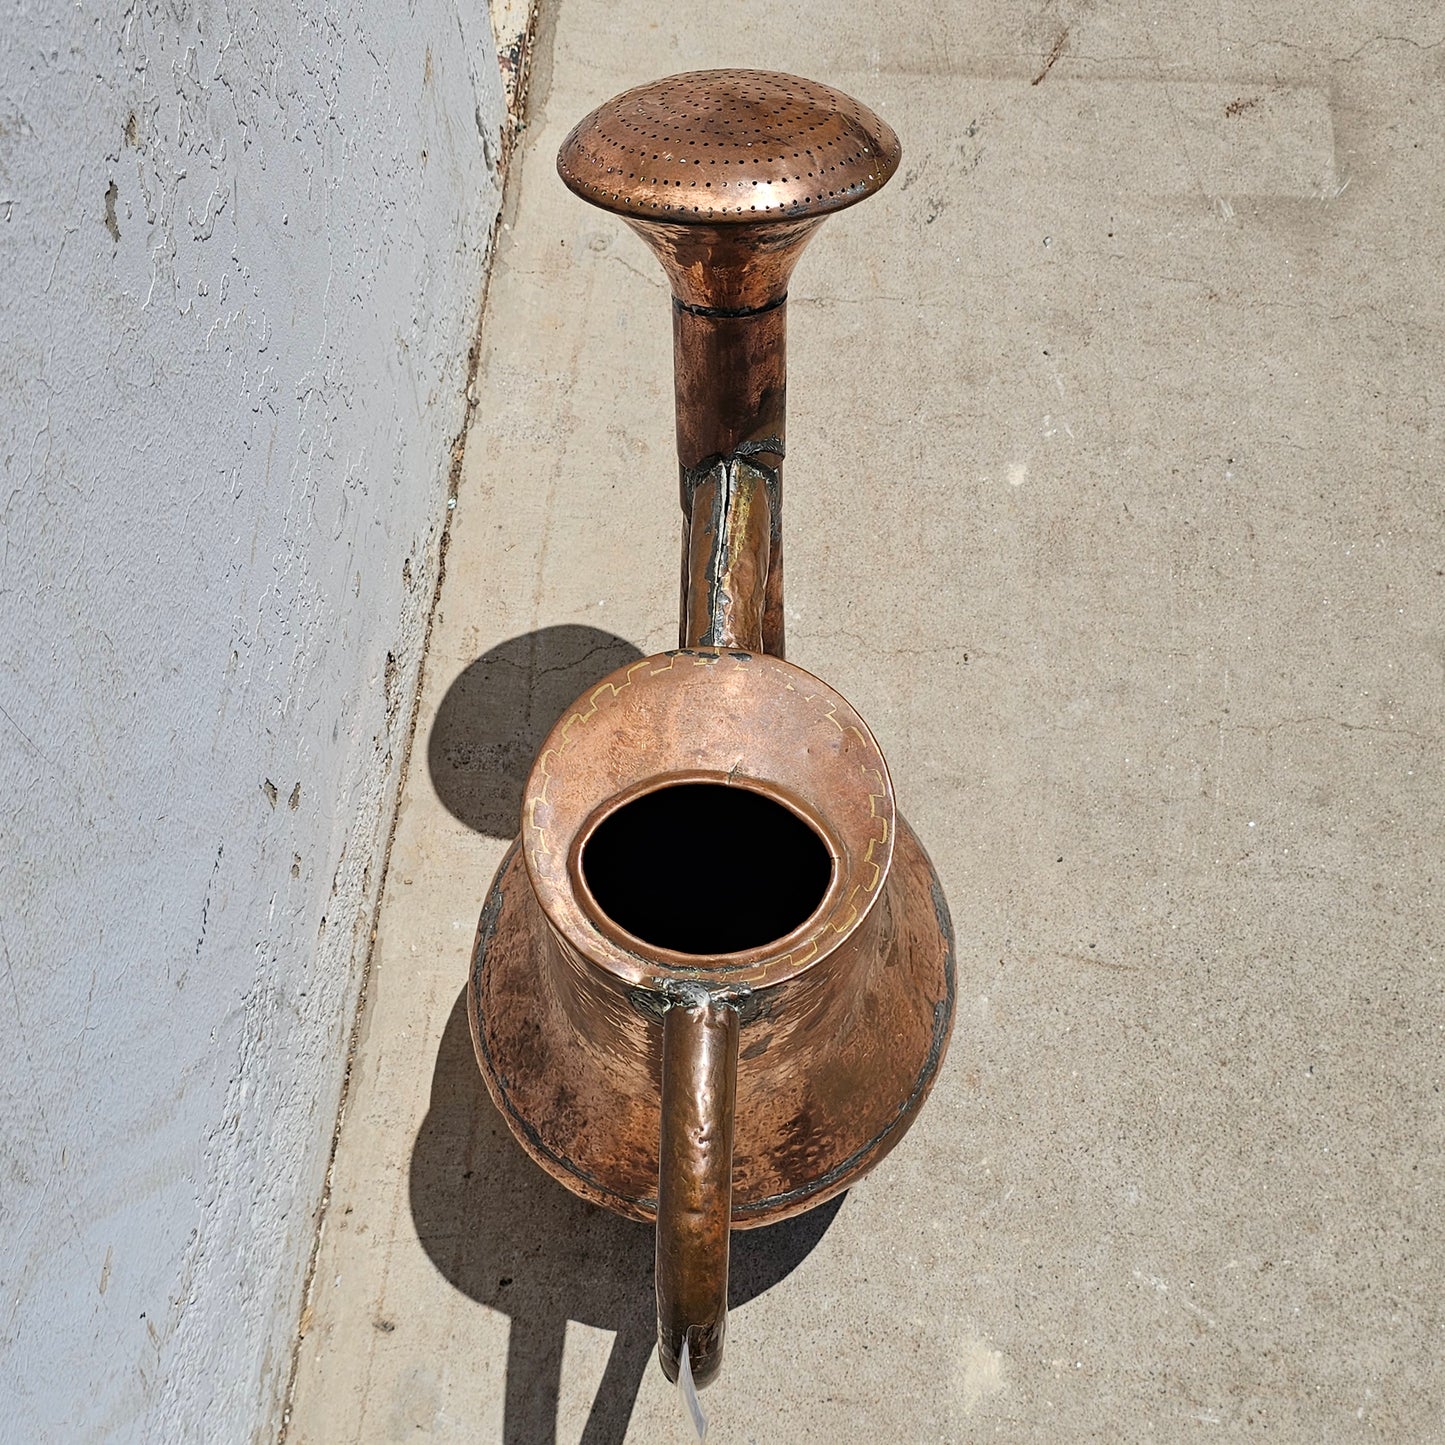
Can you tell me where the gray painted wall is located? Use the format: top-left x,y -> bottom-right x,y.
0,2 -> 504,1438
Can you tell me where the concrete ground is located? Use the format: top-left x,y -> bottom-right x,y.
287,3 -> 1443,1441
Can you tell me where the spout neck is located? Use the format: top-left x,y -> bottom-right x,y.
623,217 -> 822,312
669,291 -> 790,656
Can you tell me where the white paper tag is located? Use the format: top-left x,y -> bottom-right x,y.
678,1335 -> 709,1442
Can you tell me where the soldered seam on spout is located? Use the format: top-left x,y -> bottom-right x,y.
701,471 -> 735,649
680,438 -> 784,509
686,452 -> 778,652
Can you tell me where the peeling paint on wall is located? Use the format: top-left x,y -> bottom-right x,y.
0,0 -> 506,1439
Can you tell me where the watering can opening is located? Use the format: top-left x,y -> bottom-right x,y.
579,780 -> 835,957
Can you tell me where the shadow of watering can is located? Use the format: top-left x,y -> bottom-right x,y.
469,70 -> 955,1390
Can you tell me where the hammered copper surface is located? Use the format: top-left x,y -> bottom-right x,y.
521,650 -> 893,991
469,779 -> 953,1221
468,649 -> 954,1208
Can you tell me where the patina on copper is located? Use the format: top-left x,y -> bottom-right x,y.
468,71 -> 950,1392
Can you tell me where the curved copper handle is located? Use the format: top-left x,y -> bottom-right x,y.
656,988 -> 740,1387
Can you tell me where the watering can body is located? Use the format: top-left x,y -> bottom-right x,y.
468,71 -> 955,1387
469,649 -> 954,1382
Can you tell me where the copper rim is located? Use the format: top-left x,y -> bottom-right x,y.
520,648 -> 896,990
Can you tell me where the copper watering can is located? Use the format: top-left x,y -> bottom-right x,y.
469,70 -> 955,1389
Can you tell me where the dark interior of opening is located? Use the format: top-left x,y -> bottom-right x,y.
580,782 -> 833,955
